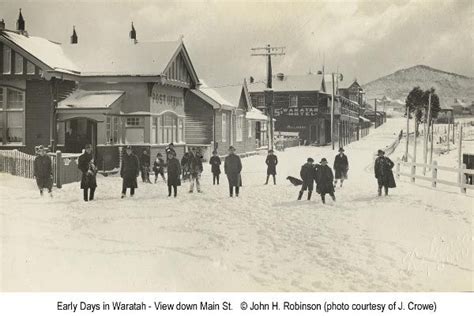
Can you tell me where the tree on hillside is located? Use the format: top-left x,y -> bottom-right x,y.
422,87 -> 441,121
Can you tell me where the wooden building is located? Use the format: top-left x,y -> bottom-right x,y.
248,73 -> 366,146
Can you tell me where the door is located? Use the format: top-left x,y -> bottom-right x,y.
65,118 -> 97,153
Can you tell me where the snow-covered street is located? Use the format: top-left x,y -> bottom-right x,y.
0,119 -> 472,291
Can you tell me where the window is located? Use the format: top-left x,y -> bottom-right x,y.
14,53 -> 23,74
289,95 -> 298,108
3,46 -> 11,74
222,112 -> 227,142
157,116 -> 162,144
163,113 -> 177,143
126,117 -> 142,127
0,87 -> 25,144
177,118 -> 184,143
151,117 -> 157,144
26,61 -> 35,75
106,116 -> 120,144
248,120 -> 252,138
236,115 -> 243,142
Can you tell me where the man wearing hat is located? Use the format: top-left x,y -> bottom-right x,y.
315,158 -> 336,204
224,146 -> 242,197
33,145 -> 53,197
333,147 -> 349,188
374,149 -> 396,196
121,146 -> 140,198
298,157 -> 316,200
78,144 -> 97,201
264,149 -> 278,185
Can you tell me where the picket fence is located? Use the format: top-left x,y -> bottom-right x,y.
396,159 -> 474,193
0,150 -> 82,188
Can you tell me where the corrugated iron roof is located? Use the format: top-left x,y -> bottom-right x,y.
58,90 -> 124,109
248,74 -> 323,92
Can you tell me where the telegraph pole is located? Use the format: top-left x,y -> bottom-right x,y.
251,44 -> 285,151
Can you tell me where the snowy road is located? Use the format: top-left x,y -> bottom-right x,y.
1,119 -> 472,291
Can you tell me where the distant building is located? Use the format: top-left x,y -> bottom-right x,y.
451,98 -> 473,116
248,73 -> 367,146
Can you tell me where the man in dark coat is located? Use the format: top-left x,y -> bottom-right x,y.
78,144 -> 97,201
265,149 -> 278,185
33,145 -> 53,197
224,146 -> 242,197
188,147 -> 203,193
333,147 -> 349,188
209,150 -> 221,185
121,146 -> 140,198
374,149 -> 396,196
140,149 -> 151,183
298,157 -> 315,200
315,158 -> 336,204
166,151 -> 181,197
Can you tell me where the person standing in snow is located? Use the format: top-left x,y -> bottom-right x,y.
152,152 -> 166,183
165,143 -> 176,162
264,149 -> 278,185
188,147 -> 203,193
374,149 -> 396,196
333,147 -> 349,188
224,146 -> 242,197
209,150 -> 221,185
78,144 -> 97,201
181,151 -> 191,182
33,145 -> 53,197
166,151 -> 181,197
298,157 -> 315,200
315,158 -> 336,204
121,146 -> 140,198
140,149 -> 151,183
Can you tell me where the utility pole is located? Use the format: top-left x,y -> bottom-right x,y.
423,92 -> 432,175
374,99 -> 378,128
331,73 -> 335,150
405,103 -> 410,162
251,44 -> 285,151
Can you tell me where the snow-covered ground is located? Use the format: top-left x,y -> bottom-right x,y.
0,118 -> 472,291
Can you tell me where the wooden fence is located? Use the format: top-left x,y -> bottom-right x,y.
0,150 -> 82,188
396,159 -> 474,193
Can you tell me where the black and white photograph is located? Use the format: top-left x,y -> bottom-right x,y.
0,0 -> 472,311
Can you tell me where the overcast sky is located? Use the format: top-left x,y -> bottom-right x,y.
0,0 -> 472,87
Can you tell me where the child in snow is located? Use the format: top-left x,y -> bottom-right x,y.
298,157 -> 315,200
209,150 -> 221,185
315,158 -> 336,204
188,147 -> 203,193
333,147 -> 349,188
33,145 -> 53,197
140,149 -> 151,183
181,152 -> 191,182
265,149 -> 278,185
166,151 -> 181,197
153,153 -> 166,183
374,149 -> 396,196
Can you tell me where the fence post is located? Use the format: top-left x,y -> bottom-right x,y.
432,160 -> 437,187
460,163 -> 467,194
56,150 -> 62,189
411,162 -> 416,183
396,158 -> 401,179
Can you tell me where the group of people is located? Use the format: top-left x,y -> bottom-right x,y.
32,142 -> 396,202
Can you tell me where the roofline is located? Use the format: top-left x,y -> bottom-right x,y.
162,41 -> 199,87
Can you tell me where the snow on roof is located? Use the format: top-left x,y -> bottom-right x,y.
58,90 -> 124,109
246,108 -> 268,121
195,82 -> 237,109
1,30 -> 80,74
359,115 -> 371,122
62,39 -> 181,76
248,74 -> 323,92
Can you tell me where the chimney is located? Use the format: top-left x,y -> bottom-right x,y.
16,9 -> 26,34
129,22 -> 137,43
70,26 -> 78,44
0,19 -> 5,30
276,73 -> 284,81
249,76 -> 254,83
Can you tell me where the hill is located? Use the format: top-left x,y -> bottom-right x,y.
362,65 -> 474,108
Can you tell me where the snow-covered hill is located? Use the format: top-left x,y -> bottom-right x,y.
362,65 -> 474,107
0,119 -> 472,291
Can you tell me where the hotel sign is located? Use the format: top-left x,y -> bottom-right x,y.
274,107 -> 319,117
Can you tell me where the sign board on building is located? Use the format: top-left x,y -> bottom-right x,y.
274,107 -> 319,117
